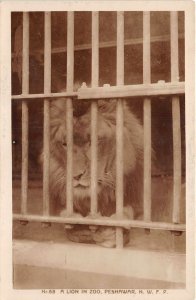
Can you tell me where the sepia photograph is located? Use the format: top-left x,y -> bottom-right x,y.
0,1 -> 195,299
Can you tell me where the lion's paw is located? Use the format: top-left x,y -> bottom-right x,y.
92,227 -> 130,248
92,227 -> 116,248
61,207 -> 132,247
66,227 -> 94,244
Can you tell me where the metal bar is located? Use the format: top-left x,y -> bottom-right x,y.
13,213 -> 186,231
11,33 -> 185,58
143,12 -> 151,84
21,101 -> 28,214
43,12 -> 51,215
90,102 -> 98,214
66,99 -> 73,214
12,82 -> 185,100
66,12 -> 74,214
117,12 -> 124,85
77,82 -> 185,100
116,99 -> 124,242
43,100 -> 50,215
143,11 -> 151,221
22,12 -> 29,94
170,12 -> 179,82
116,11 -> 125,248
143,99 -> 151,221
44,12 -> 51,93
12,91 -> 77,100
21,12 -> 29,214
92,11 -> 99,87
90,12 -> 99,214
172,96 -> 182,223
170,12 -> 181,223
67,11 -> 74,92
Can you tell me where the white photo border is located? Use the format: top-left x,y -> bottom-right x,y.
0,1 -> 195,299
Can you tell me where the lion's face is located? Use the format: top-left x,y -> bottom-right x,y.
55,112 -> 117,199
49,98 -> 143,216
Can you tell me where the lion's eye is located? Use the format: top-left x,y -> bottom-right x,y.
62,142 -> 67,147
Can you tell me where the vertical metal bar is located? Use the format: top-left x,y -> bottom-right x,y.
21,12 -> 29,214
170,12 -> 181,223
143,12 -> 151,84
66,98 -> 73,215
143,11 -> 152,221
91,11 -> 99,88
22,12 -> 29,95
43,12 -> 51,215
117,12 -> 124,86
170,12 -> 179,82
116,11 -> 124,248
44,12 -> 51,93
21,101 -> 28,214
67,12 -> 74,92
66,12 -> 74,214
90,12 -> 99,214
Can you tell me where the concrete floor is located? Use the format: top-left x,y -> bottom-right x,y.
13,264 -> 185,289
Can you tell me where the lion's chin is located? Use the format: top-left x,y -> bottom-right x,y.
73,186 -> 90,198
73,184 -> 101,199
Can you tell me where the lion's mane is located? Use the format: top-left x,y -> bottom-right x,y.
49,98 -> 143,218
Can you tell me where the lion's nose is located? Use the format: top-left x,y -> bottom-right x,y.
73,172 -> 84,181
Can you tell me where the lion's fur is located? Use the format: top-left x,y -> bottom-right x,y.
49,98 -> 143,218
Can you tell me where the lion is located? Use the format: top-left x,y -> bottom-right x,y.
49,97 -> 144,247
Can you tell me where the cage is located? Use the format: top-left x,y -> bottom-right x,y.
12,10 -> 186,289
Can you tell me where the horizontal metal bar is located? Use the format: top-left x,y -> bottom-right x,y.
12,82 -> 185,101
13,213 -> 186,231
78,82 -> 185,99
12,91 -> 77,100
11,33 -> 184,58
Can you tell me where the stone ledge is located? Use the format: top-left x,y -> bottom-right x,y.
13,239 -> 185,285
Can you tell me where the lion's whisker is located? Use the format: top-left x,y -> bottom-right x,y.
54,175 -> 66,185
98,175 -> 115,190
